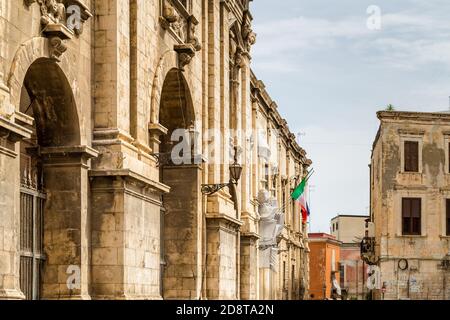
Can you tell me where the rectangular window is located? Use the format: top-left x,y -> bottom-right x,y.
448,142 -> 450,173
402,198 -> 421,235
404,141 -> 419,172
447,199 -> 450,236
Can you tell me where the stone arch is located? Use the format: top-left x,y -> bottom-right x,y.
158,61 -> 201,300
150,50 -> 196,125
20,58 -> 81,146
159,68 -> 195,153
7,37 -> 83,145
11,38 -> 92,300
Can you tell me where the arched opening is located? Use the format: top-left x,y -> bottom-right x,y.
158,69 -> 201,300
18,58 -> 80,300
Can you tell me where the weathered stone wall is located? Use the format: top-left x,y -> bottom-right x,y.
372,111 -> 450,300
0,0 -> 94,300
0,0 -> 311,300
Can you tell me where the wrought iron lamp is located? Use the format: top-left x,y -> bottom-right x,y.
151,141 -> 174,167
201,146 -> 243,195
151,123 -> 198,167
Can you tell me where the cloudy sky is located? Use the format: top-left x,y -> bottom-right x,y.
250,0 -> 450,233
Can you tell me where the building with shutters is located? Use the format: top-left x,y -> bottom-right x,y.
330,214 -> 369,300
308,233 -> 341,300
370,111 -> 450,300
0,0 -> 312,300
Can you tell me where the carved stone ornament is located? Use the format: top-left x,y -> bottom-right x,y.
174,44 -> 196,71
242,20 -> 257,52
160,0 -> 201,70
24,0 -> 93,60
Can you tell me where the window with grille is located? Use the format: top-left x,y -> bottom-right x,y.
402,198 -> 421,236
404,141 -> 419,172
20,146 -> 46,300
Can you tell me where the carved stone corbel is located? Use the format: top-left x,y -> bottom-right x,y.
64,0 -> 94,35
174,44 -> 196,71
42,23 -> 73,61
48,36 -> 68,61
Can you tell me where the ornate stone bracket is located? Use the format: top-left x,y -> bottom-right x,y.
24,0 -> 93,60
174,44 -> 196,71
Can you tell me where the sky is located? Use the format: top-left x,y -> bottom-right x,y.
250,0 -> 450,233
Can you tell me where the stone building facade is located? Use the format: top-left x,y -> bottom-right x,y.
370,111 -> 450,300
0,0 -> 311,300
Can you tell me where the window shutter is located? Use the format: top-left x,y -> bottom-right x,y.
405,141 -> 419,172
411,142 -> 419,172
411,198 -> 421,235
402,198 -> 410,235
448,143 -> 450,173
402,198 -> 421,235
404,142 -> 411,171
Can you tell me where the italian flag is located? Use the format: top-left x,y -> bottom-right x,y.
298,193 -> 310,224
291,170 -> 313,224
291,170 -> 313,201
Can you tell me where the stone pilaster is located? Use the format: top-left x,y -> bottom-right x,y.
162,164 -> 203,300
205,212 -> 242,300
89,169 -> 169,300
240,233 -> 259,300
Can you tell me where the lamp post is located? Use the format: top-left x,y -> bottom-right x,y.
201,146 -> 243,196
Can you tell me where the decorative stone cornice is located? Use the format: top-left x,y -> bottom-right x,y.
397,128 -> 426,136
206,214 -> 243,234
378,110 -> 450,122
0,117 -> 32,143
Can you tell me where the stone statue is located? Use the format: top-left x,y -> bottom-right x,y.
39,0 -> 67,27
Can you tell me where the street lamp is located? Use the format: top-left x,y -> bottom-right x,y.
201,146 -> 242,196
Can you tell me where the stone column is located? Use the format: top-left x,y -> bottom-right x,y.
40,146 -> 98,300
